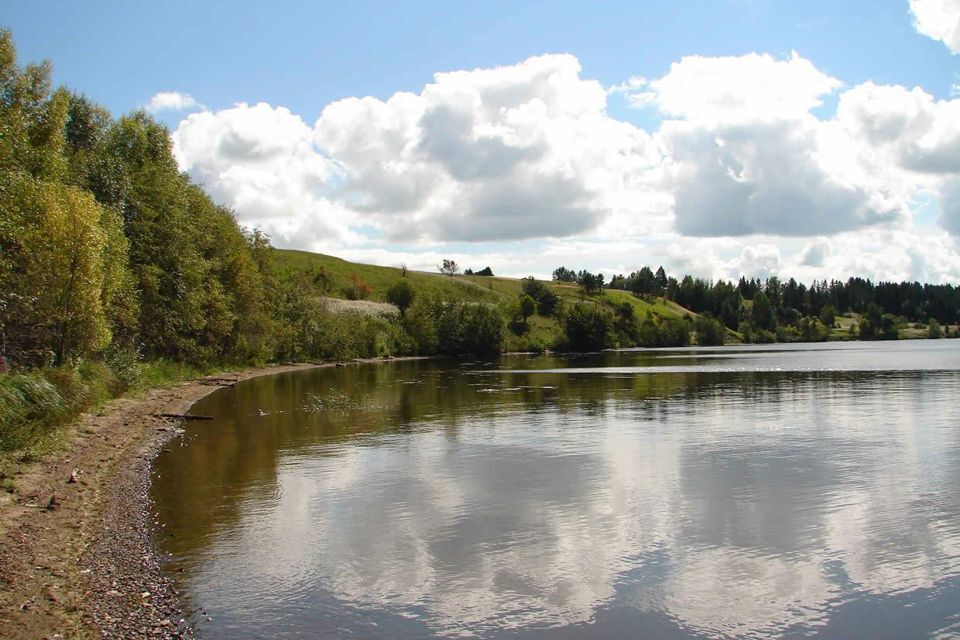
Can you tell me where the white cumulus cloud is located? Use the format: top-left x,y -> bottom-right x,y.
172,102 -> 357,247
314,54 -> 664,243
146,91 -> 202,113
636,51 -> 842,125
910,0 -> 960,54
167,50 -> 960,281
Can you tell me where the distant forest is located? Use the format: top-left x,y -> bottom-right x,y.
554,265 -> 959,342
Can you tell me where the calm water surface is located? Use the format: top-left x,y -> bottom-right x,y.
152,341 -> 960,639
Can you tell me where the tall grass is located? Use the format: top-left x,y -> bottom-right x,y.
0,356 -> 216,462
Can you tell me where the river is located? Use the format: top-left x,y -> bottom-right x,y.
152,341 -> 960,638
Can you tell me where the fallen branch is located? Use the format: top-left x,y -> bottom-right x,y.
153,413 -> 214,421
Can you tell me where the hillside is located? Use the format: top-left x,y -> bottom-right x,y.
273,249 -> 694,351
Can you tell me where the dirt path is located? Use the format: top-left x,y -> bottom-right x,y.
0,363 -> 320,639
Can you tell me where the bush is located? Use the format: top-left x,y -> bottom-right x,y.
929,319 -> 943,339
386,280 -> 415,315
520,277 -> 560,316
799,317 -> 829,342
694,315 -> 726,346
562,304 -> 612,351
343,273 -> 372,300
434,302 -> 504,356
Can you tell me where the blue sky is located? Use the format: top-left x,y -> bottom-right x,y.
4,1 -> 954,119
4,0 -> 960,282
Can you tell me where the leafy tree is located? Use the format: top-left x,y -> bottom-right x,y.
386,279 -> 415,316
520,277 -> 560,316
563,304 -> 612,351
4,178 -> 113,364
552,266 -> 578,283
928,318 -> 943,339
519,294 -> 536,326
578,271 -> 604,296
438,259 -> 460,276
819,304 -> 836,328
799,317 -> 829,342
694,315 -> 726,346
752,292 -> 777,332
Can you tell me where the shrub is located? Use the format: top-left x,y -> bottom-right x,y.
694,315 -> 726,346
343,273 -> 372,300
562,304 -> 613,351
386,280 -> 415,315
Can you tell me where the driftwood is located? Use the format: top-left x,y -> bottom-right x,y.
153,413 -> 214,421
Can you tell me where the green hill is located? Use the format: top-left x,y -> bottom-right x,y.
273,249 -> 694,351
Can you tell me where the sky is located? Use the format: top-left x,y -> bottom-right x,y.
3,0 -> 960,283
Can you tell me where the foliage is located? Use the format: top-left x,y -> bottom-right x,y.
520,277 -> 560,316
751,292 -> 777,332
819,304 -> 837,328
386,279 -> 415,315
438,259 -> 460,276
518,294 -> 537,325
928,318 -> 943,339
562,304 -> 613,351
694,315 -> 726,346
552,266 -> 578,283
578,271 -> 604,296
432,302 -> 504,356
799,317 -> 829,342
464,266 -> 494,276
343,272 -> 372,300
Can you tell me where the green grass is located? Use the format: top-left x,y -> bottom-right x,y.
275,249 -> 693,351
0,362 -> 127,478
275,250 -> 503,304
275,249 -> 691,318
133,359 -> 212,392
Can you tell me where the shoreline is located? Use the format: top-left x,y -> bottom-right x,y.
0,359 -> 408,639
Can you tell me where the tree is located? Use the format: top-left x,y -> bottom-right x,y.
752,292 -> 777,332
4,179 -> 114,364
520,277 -> 560,316
519,294 -> 536,326
929,318 -> 943,339
631,266 -> 655,297
654,266 -> 668,295
438,259 -> 460,276
386,280 -> 415,316
694,315 -> 726,346
859,303 -> 883,339
552,266 -> 577,283
799,317 -> 829,342
563,304 -> 612,351
819,304 -> 836,328
578,271 -> 604,296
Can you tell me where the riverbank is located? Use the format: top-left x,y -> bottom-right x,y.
0,362 -> 328,639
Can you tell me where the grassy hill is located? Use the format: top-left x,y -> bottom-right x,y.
273,249 -> 694,351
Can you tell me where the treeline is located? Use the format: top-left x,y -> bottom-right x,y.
553,263 -> 958,342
